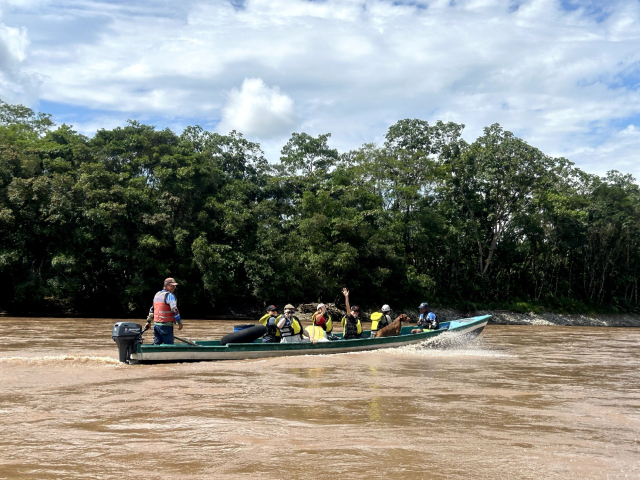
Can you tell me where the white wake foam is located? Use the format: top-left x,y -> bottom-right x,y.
0,355 -> 123,366
378,331 -> 513,358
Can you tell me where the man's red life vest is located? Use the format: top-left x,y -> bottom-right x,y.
153,291 -> 175,323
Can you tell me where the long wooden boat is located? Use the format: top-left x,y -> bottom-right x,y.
127,315 -> 490,364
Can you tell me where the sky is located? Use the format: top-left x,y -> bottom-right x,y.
0,0 -> 639,179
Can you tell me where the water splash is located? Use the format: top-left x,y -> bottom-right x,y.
378,331 -> 514,358
0,355 -> 123,366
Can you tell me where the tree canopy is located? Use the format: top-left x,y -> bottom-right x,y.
1,101 -> 638,316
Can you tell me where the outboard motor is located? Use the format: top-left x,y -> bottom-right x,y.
112,322 -> 143,363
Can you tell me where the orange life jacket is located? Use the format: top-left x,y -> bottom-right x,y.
153,291 -> 175,324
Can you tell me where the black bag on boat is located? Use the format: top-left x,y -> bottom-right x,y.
220,325 -> 267,346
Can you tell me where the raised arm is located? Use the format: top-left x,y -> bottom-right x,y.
342,287 -> 350,313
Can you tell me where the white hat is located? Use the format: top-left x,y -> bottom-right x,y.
317,303 -> 325,310
381,304 -> 390,312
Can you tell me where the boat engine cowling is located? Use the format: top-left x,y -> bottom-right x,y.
112,322 -> 143,363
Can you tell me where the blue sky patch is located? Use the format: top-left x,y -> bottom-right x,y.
38,101 -> 220,137
559,0 -> 612,23
392,1 -> 428,9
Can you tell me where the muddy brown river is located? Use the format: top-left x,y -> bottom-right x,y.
0,318 -> 638,479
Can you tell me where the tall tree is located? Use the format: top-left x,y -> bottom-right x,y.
279,132 -> 338,176
445,124 -> 555,278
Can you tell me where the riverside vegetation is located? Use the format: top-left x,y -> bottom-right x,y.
0,100 -> 638,317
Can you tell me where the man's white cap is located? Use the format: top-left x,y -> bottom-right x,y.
317,303 -> 325,310
381,304 -> 391,312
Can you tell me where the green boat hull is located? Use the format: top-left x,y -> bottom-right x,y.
129,315 -> 490,363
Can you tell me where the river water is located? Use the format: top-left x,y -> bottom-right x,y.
0,318 -> 638,479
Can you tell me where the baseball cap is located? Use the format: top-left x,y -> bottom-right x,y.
350,305 -> 359,312
419,302 -> 429,309
266,305 -> 277,311
164,277 -> 178,286
381,304 -> 390,312
316,303 -> 325,311
284,304 -> 295,310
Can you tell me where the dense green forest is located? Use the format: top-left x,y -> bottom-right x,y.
1,100 -> 638,317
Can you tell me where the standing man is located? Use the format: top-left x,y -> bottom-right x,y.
146,277 -> 182,345
341,287 -> 362,339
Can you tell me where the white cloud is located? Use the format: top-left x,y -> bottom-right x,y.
0,0 -> 638,178
0,23 -> 26,62
217,78 -> 296,138
0,20 -> 39,102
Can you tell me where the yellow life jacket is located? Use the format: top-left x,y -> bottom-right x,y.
259,313 -> 281,337
276,315 -> 303,339
306,325 -> 326,341
312,312 -> 333,334
341,315 -> 362,338
371,312 -> 392,332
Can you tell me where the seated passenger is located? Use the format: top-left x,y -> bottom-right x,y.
370,304 -> 392,338
426,311 -> 439,330
259,305 -> 281,343
412,302 -> 439,333
312,303 -> 333,336
277,304 -> 310,343
341,287 -> 362,339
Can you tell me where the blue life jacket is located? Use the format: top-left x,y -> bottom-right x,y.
419,312 -> 439,329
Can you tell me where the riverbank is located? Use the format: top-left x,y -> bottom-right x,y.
237,304 -> 640,328
401,309 -> 640,327
478,310 -> 640,327
3,304 -> 640,327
